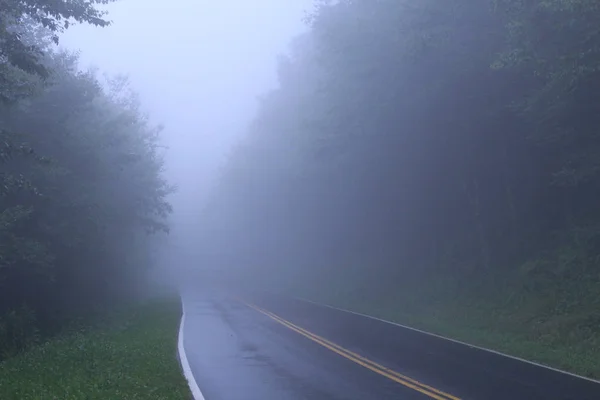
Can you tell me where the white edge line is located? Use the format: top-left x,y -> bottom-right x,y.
178,298 -> 206,400
291,295 -> 600,385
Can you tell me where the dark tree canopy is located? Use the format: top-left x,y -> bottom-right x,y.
0,1 -> 172,357
202,0 -> 600,326
1,0 -> 115,94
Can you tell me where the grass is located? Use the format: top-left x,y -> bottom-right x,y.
295,278 -> 600,381
0,299 -> 191,400
366,301 -> 600,380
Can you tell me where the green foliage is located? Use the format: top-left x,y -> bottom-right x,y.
0,300 -> 189,400
323,287 -> 600,379
201,0 -> 600,375
0,305 -> 39,359
0,0 -> 115,83
205,0 -> 600,280
0,3 -> 172,358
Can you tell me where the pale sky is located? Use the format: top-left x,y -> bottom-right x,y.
60,0 -> 312,249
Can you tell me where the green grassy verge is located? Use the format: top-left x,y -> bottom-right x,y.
0,299 -> 191,400
295,281 -> 600,381
342,299 -> 599,380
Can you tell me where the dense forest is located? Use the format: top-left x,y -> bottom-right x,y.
3,0 -> 600,378
0,1 -> 172,357
202,0 -> 600,376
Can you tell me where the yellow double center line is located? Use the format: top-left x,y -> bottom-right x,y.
246,302 -> 460,400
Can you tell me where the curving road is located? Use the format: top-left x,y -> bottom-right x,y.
180,292 -> 600,400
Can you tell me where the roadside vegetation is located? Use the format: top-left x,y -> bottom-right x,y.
0,4 -> 183,397
0,299 -> 190,400
202,0 -> 600,380
0,0 -> 173,360
296,278 -> 600,380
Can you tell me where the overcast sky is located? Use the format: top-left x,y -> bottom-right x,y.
60,0 -> 312,249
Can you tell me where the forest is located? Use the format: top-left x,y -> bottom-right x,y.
202,0 -> 600,376
3,0 -> 600,379
0,0 -> 172,357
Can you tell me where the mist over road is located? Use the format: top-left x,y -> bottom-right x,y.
180,292 -> 600,400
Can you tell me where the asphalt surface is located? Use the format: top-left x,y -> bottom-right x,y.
181,291 -> 600,400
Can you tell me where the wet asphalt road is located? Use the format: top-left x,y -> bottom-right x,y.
181,292 -> 600,400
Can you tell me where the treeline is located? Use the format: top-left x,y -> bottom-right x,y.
1,1 -> 171,356
204,0 -> 600,303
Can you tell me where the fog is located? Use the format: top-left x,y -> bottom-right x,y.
3,1 -> 600,379
44,0 -> 593,301
60,0 -> 312,282
3,0 -> 590,308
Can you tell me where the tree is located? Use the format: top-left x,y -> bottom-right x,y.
202,0 -> 600,302
1,0 -> 115,101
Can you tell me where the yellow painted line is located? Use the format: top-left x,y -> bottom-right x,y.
246,302 -> 460,400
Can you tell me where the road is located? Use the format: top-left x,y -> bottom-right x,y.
180,291 -> 600,400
